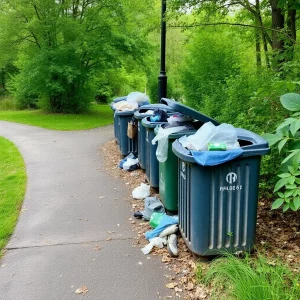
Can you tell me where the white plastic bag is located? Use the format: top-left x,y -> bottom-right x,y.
152,126 -> 187,162
132,183 -> 150,199
178,122 -> 240,151
167,114 -> 193,126
141,237 -> 167,255
113,100 -> 138,111
126,92 -> 149,105
123,157 -> 139,171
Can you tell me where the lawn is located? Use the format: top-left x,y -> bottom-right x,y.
0,103 -> 113,131
0,137 -> 27,256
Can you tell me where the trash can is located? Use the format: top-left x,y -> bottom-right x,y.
115,110 -> 138,156
110,96 -> 127,144
112,100 -> 150,156
134,104 -> 174,169
141,116 -> 170,188
172,128 -> 270,256
155,99 -> 219,214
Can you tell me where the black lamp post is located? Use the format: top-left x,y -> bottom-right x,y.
158,0 -> 167,102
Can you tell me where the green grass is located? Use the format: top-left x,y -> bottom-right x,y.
197,252 -> 300,300
0,137 -> 27,256
0,103 -> 113,130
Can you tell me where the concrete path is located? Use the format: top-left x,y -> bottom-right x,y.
0,121 -> 172,300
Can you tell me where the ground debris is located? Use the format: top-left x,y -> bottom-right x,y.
75,285 -> 88,295
99,140 -> 299,299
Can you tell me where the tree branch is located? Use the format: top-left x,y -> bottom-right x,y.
168,22 -> 291,38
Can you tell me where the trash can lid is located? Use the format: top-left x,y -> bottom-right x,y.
172,128 -> 270,163
134,104 -> 174,120
161,98 -> 219,125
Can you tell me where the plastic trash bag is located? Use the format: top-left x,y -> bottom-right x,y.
113,100 -> 138,111
123,157 -> 139,171
178,122 -> 240,151
167,114 -> 193,126
141,237 -> 167,255
119,153 -> 139,171
141,197 -> 165,221
152,126 -> 186,162
132,183 -> 150,199
149,212 -> 165,228
145,215 -> 178,240
126,92 -> 149,105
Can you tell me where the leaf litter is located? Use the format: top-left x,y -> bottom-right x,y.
100,139 -> 300,299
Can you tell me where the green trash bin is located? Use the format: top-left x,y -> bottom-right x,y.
155,98 -> 219,214
156,129 -> 195,214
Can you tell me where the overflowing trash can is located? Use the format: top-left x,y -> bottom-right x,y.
110,92 -> 150,156
110,96 -> 127,144
172,127 -> 270,256
154,99 -> 219,213
134,104 -> 174,169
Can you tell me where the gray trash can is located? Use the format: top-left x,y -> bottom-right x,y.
110,96 -> 127,144
134,104 -> 174,169
111,100 -> 150,156
172,128 -> 270,256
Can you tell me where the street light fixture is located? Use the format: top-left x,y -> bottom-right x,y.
158,0 -> 167,102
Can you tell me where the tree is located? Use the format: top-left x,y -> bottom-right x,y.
168,0 -> 299,71
0,0 -> 153,112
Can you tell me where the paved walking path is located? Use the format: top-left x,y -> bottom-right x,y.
0,121 -> 172,300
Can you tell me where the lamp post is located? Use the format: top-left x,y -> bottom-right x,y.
158,0 -> 167,102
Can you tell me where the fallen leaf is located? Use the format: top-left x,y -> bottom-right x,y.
106,237 -> 112,241
166,282 -> 178,289
75,285 -> 88,295
186,282 -> 194,291
194,286 -> 208,299
93,245 -> 101,251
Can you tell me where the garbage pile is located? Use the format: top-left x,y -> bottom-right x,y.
112,92 -> 149,111
131,184 -> 179,257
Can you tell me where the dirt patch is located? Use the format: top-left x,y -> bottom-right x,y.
100,139 -> 300,298
256,200 -> 300,271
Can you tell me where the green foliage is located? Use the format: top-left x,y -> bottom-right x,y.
0,137 -> 26,255
0,96 -> 17,111
181,27 -> 241,117
264,93 -> 300,212
197,252 -> 300,300
1,0 -> 153,113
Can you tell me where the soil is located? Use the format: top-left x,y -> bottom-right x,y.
100,139 -> 300,299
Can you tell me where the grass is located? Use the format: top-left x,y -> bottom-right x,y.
197,252 -> 300,300
0,137 -> 27,257
0,103 -> 113,130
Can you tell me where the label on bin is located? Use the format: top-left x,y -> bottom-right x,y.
220,172 -> 243,192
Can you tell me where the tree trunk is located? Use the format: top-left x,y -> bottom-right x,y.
255,28 -> 262,68
285,8 -> 296,60
269,0 -> 285,70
